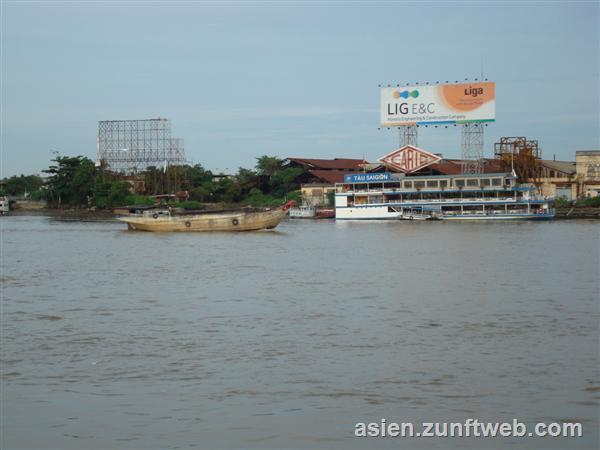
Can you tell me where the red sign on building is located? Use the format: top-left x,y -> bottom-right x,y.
378,145 -> 442,173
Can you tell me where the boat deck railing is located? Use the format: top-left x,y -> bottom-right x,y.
351,197 -> 552,206
338,187 -> 547,197
440,208 -> 555,217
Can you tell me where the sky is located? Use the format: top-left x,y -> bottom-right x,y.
1,1 -> 599,177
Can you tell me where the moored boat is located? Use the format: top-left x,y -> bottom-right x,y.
289,205 -> 316,218
0,196 -> 9,216
315,207 -> 335,218
335,172 -> 555,221
118,202 -> 293,232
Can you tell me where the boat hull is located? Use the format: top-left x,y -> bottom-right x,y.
335,205 -> 554,221
443,213 -> 555,220
289,207 -> 315,218
118,208 -> 287,232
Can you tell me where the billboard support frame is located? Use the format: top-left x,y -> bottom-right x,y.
399,125 -> 418,148
461,122 -> 484,174
96,118 -> 187,173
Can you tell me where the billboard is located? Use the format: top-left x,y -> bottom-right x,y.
380,82 -> 495,127
378,145 -> 442,173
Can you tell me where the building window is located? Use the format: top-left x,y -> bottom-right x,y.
455,179 -> 465,187
439,180 -> 448,188
492,178 -> 502,186
414,180 -> 426,188
403,181 -> 413,189
481,178 -> 491,186
426,180 -> 438,188
467,179 -> 479,187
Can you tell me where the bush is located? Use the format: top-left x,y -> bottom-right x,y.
244,188 -> 285,207
326,190 -> 335,206
286,190 -> 302,205
107,182 -> 131,207
579,196 -> 600,207
554,197 -> 572,207
125,195 -> 156,206
177,200 -> 203,210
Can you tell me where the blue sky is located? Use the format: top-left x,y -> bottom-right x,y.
2,1 -> 598,177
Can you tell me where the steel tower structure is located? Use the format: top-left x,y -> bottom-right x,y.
97,118 -> 186,172
461,122 -> 484,174
398,125 -> 418,148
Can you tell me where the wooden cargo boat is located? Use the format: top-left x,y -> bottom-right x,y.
118,202 -> 293,232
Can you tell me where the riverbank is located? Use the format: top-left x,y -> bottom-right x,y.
8,208 -> 115,220
555,206 -> 600,219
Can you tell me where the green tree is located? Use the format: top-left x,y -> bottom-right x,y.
43,156 -> 96,207
235,167 -> 259,197
213,177 -> 241,203
108,181 -> 131,207
0,174 -> 44,197
270,167 -> 304,197
93,181 -> 131,208
186,164 -> 213,187
255,156 -> 284,177
189,184 -> 214,203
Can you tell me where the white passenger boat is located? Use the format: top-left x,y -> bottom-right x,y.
335,172 -> 554,221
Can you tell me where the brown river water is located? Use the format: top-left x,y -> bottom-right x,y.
1,215 -> 598,449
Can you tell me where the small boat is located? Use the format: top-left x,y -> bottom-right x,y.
118,202 -> 293,232
315,207 -> 335,219
396,207 -> 442,221
289,205 -> 316,218
398,213 -> 433,221
0,196 -> 9,216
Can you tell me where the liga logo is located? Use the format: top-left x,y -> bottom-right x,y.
392,90 -> 419,99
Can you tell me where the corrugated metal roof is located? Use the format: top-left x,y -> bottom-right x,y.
307,170 -> 348,184
540,160 -> 576,174
369,158 -> 507,175
287,157 -> 368,170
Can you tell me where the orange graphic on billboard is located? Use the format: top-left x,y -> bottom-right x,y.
440,82 -> 495,112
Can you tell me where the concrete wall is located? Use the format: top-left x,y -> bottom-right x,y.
536,179 -> 578,199
301,184 -> 335,206
576,151 -> 600,181
576,151 -> 600,197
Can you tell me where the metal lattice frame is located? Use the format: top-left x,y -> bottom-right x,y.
399,125 -> 418,148
461,123 -> 484,174
494,137 -> 541,160
97,118 -> 186,172
494,136 -> 542,181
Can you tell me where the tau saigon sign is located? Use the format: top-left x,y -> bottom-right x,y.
378,145 -> 442,174
343,172 -> 393,183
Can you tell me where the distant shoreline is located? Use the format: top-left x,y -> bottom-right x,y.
5,206 -> 600,220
